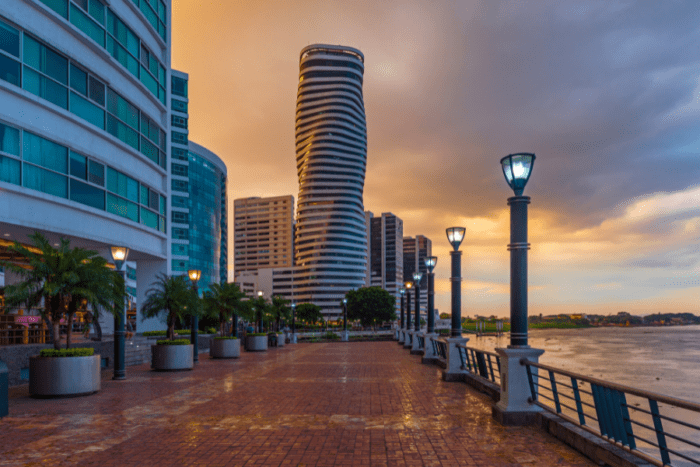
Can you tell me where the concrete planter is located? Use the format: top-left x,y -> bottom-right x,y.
151,344 -> 194,371
277,334 -> 285,347
246,335 -> 267,352
29,354 -> 101,398
210,338 -> 240,359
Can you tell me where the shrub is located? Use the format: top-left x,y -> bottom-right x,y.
205,327 -> 217,334
247,333 -> 267,337
39,348 -> 95,357
156,339 -> 191,345
143,330 -> 167,336
323,332 -> 340,340
213,336 -> 238,340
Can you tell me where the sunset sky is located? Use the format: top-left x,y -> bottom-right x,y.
172,1 -> 700,318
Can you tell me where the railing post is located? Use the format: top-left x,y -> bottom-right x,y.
421,333 -> 438,363
649,399 -> 671,465
493,349 -> 544,425
571,378 -> 586,426
549,371 -> 561,414
442,336 -> 469,382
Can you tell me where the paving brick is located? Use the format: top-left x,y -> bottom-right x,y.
0,342 -> 595,466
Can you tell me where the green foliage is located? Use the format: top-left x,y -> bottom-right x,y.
323,331 -> 340,340
529,322 -> 589,329
39,347 -> 94,357
213,336 -> 238,340
247,333 -> 267,337
439,313 -> 450,319
268,295 -> 291,331
141,274 -> 198,340
295,303 -> 323,326
3,232 -> 125,350
156,339 -> 191,345
202,282 -> 248,336
204,327 -> 217,334
346,287 -> 396,327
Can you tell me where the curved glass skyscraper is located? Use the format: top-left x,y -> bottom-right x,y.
294,44 -> 368,317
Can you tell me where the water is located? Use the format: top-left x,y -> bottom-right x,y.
468,325 -> 700,403
467,325 -> 700,466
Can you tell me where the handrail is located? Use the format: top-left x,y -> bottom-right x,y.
522,359 -> 700,467
523,359 -> 700,413
456,344 -> 500,359
455,345 -> 501,385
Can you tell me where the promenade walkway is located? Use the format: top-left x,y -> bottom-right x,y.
0,341 -> 595,466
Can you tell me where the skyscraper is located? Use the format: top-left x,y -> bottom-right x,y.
293,44 -> 368,318
404,235 -> 432,314
233,195 -> 294,276
368,212 -> 404,306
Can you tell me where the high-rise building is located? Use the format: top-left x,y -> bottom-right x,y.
233,195 -> 294,278
404,235 -> 432,315
368,212 -> 404,305
0,0 -> 171,332
293,44 -> 368,319
170,70 -> 228,290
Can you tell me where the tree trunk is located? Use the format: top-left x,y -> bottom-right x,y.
167,312 -> 175,340
66,312 -> 74,349
43,314 -> 54,345
92,317 -> 103,341
220,310 -> 225,337
53,319 -> 61,350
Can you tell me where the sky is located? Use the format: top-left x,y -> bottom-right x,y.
172,0 -> 700,318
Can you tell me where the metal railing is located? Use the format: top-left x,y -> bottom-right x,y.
417,335 -> 425,349
523,359 -> 700,467
406,333 -> 412,345
430,337 -> 447,360
457,345 -> 501,386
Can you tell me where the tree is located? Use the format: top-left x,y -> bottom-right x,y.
203,282 -> 247,336
346,287 -> 396,328
295,303 -> 323,326
141,274 -> 197,340
268,295 -> 291,331
3,232 -> 123,350
439,313 -> 450,319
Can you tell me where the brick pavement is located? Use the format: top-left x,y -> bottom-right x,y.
0,341 -> 596,466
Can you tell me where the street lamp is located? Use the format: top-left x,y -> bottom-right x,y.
342,298 -> 348,332
291,303 -> 296,342
412,271 -> 423,332
188,269 -> 201,362
399,287 -> 406,336
446,227 -> 465,337
110,246 -> 129,380
257,290 -> 264,333
500,152 -> 535,347
404,281 -> 413,330
425,256 -> 437,333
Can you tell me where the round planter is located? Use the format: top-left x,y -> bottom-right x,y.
151,344 -> 194,371
246,335 -> 268,352
277,333 -> 285,347
210,338 -> 240,358
29,354 -> 101,398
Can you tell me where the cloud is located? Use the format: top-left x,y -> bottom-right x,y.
172,0 -> 700,316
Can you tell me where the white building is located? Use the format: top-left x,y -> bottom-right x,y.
0,0 -> 172,332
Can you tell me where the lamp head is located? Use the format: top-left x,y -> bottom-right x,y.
425,256 -> 437,272
291,303 -> 296,309
412,271 -> 423,283
446,227 -> 466,251
187,269 -> 202,283
343,298 -> 347,304
501,152 -> 535,196
399,287 -> 406,296
404,281 -> 413,290
110,246 -> 129,270
257,290 -> 263,297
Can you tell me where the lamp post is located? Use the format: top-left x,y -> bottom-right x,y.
446,227 -> 466,337
291,303 -> 296,343
188,269 -> 201,363
110,246 -> 129,380
494,152 -> 543,425
404,281 -> 413,330
398,287 -> 406,342
257,290 -> 264,333
425,256 -> 437,334
342,298 -> 348,331
412,272 -> 423,332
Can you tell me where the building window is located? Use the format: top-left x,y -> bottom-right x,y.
172,76 -> 187,98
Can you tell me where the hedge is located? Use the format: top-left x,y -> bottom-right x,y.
39,348 -> 95,357
213,336 -> 238,340
155,339 -> 191,345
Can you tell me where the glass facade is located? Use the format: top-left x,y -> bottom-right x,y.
0,118 -> 166,232
187,149 -> 224,290
35,0 -> 167,104
0,17 -> 167,169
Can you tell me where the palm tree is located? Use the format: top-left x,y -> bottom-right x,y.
3,233 -> 123,350
203,282 -> 247,336
268,295 -> 291,332
140,274 -> 195,340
